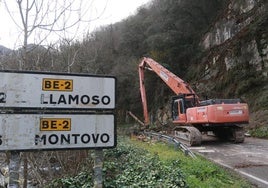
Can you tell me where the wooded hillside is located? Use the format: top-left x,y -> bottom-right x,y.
1,0 -> 267,125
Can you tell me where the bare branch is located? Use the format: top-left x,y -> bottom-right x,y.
3,0 -> 109,69
4,1 -> 23,30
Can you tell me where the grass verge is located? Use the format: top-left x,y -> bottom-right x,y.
130,137 -> 252,188
48,136 -> 253,187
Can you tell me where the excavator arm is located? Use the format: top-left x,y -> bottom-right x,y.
139,57 -> 197,95
138,57 -> 198,126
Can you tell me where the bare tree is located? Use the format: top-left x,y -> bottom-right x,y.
3,0 -> 107,70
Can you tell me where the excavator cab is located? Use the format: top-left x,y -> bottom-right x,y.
172,98 -> 186,122
172,94 -> 198,123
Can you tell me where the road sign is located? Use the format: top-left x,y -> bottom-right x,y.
0,114 -> 115,151
0,71 -> 116,110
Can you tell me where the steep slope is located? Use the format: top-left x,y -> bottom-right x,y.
191,0 -> 268,131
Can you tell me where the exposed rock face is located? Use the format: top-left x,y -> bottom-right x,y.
196,0 -> 267,110
202,0 -> 261,49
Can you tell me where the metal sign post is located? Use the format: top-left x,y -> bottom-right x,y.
92,149 -> 103,188
9,151 -> 20,188
0,70 -> 116,187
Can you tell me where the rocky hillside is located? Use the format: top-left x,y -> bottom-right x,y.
189,0 -> 268,131
154,0 -> 268,129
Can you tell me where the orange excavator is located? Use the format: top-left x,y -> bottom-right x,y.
139,57 -> 249,145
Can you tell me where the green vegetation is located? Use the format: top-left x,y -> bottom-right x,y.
130,138 -> 251,188
48,137 -> 252,187
49,171 -> 93,188
248,110 -> 268,138
250,126 -> 268,138
104,138 -> 186,187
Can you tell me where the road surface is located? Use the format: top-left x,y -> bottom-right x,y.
190,136 -> 268,188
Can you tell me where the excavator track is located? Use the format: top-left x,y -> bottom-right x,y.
232,127 -> 245,143
173,126 -> 202,146
213,126 -> 245,143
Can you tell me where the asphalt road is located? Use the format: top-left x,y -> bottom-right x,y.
190,136 -> 268,188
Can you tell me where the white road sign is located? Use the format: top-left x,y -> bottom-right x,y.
0,71 -> 116,110
0,114 -> 115,151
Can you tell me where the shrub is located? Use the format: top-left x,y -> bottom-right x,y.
103,139 -> 187,187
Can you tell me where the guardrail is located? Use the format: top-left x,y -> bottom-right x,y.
143,131 -> 196,158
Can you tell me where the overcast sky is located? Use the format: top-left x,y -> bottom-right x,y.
0,0 -> 151,49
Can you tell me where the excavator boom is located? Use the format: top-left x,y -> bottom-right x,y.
139,57 -> 198,125
139,57 -> 197,95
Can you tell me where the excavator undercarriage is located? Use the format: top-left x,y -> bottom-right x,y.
172,125 -> 245,146
212,125 -> 245,143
